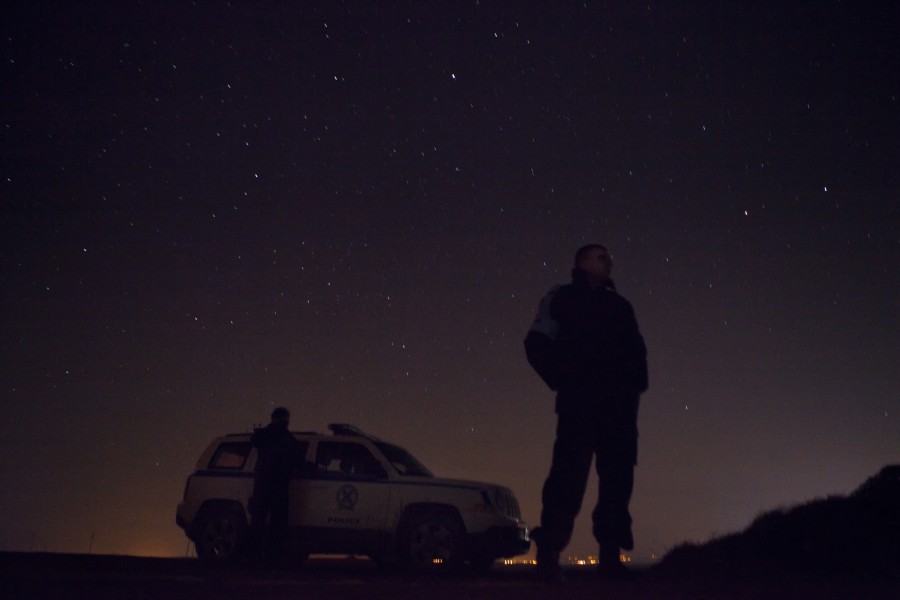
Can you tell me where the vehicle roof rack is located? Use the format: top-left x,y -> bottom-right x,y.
328,423 -> 382,441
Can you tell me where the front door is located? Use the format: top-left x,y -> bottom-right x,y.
290,440 -> 392,553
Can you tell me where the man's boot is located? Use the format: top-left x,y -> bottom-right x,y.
532,527 -> 564,583
596,543 -> 631,580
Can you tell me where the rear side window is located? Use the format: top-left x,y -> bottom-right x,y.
208,442 -> 252,470
315,442 -> 387,479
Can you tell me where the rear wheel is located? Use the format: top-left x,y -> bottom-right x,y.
194,505 -> 247,563
399,509 -> 465,571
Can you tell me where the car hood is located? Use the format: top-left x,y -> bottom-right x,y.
397,474 -> 510,493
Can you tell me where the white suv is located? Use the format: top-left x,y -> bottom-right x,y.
176,424 -> 530,570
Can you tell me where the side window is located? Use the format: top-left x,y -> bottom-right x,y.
315,442 -> 387,479
208,442 -> 252,470
292,441 -> 313,478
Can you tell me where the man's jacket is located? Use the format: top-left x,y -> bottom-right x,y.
524,277 -> 648,417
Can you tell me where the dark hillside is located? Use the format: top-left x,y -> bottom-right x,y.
653,465 -> 900,582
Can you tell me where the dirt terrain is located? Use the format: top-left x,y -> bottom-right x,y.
2,552 -> 898,600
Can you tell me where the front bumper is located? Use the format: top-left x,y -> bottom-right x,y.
467,522 -> 531,559
175,502 -> 193,536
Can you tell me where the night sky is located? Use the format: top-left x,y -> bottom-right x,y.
2,2 -> 898,561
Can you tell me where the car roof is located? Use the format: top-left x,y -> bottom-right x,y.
218,423 -> 383,443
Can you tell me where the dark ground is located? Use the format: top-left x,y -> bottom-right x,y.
7,468 -> 897,598
2,552 -> 898,600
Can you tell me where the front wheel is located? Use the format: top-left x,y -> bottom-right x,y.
194,505 -> 247,563
469,555 -> 495,574
399,509 -> 465,571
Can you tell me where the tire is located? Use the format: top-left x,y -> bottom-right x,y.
469,555 -> 495,574
399,509 -> 465,571
194,504 -> 247,563
371,554 -> 400,573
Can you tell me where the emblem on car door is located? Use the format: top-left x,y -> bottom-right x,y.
336,484 -> 359,510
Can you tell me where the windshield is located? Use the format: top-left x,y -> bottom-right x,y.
375,442 -> 433,477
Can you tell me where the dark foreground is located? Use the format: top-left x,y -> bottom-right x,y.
2,552 -> 898,600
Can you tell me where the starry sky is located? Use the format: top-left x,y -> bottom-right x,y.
2,2 -> 898,561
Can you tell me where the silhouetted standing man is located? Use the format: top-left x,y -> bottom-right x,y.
525,244 -> 648,581
249,406 -> 303,565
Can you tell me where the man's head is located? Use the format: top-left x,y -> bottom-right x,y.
270,406 -> 290,428
573,244 -> 612,285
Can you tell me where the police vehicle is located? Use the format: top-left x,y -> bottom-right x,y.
176,424 -> 530,571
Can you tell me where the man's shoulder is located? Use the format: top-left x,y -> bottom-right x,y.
540,283 -> 566,297
545,282 -> 575,298
607,285 -> 634,306
251,425 -> 269,445
554,281 -> 634,308
543,282 -> 579,309
536,283 -> 570,312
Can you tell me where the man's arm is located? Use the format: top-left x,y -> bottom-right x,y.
622,303 -> 648,394
524,286 -> 564,391
525,331 -> 563,391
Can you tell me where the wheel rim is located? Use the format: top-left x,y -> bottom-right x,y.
408,520 -> 454,567
200,515 -> 239,559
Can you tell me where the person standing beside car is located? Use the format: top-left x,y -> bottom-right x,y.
524,244 -> 648,581
248,406 -> 304,565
